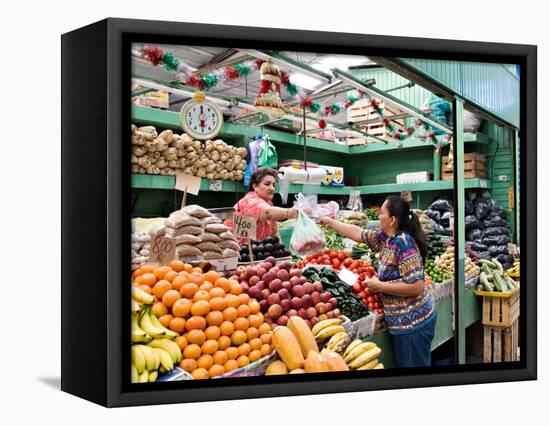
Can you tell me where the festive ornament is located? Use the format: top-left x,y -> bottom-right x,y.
254,59 -> 266,69
300,96 -> 313,108
234,63 -> 252,77
224,66 -> 240,80
253,60 -> 286,118
310,103 -> 321,113
141,46 -> 164,66
285,82 -> 298,96
202,74 -> 218,89
280,71 -> 290,84
162,52 -> 180,72
318,119 -> 327,129
330,104 -> 341,115
186,74 -> 204,89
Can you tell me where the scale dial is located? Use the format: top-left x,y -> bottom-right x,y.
180,98 -> 224,140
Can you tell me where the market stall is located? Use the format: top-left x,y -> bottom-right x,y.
130,45 -> 520,380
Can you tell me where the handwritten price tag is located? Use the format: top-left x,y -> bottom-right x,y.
233,214 -> 256,240
149,234 -> 177,265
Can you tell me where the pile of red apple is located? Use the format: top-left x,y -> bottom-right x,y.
230,256 -> 342,329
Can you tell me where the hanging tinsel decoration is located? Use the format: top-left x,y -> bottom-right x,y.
253,59 -> 286,118
310,103 -> 321,113
318,119 -> 327,129
202,74 -> 218,89
141,46 -> 165,66
186,74 -> 204,89
161,52 -> 180,72
224,66 -> 240,80
234,63 -> 252,77
300,96 -> 313,108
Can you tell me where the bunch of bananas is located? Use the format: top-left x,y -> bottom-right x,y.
131,286 -> 181,383
506,261 -> 520,277
131,339 -> 182,383
312,318 -> 347,341
343,340 -> 383,370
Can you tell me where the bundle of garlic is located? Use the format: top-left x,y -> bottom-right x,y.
131,124 -> 248,180
131,231 -> 151,270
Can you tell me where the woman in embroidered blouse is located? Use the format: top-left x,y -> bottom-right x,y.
320,196 -> 436,368
225,167 -> 298,242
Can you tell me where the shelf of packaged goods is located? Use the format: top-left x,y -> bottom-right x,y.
132,174 -> 491,194
132,105 -> 349,155
132,105 -> 489,156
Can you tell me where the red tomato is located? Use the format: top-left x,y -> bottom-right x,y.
359,291 -> 366,299
367,296 -> 374,303
343,258 -> 353,267
374,302 -> 380,309
337,252 -> 346,261
368,303 -> 374,310
376,308 -> 384,314
310,260 -> 318,264
331,258 -> 341,268
362,299 -> 368,305
323,259 -> 331,265
352,283 -> 361,294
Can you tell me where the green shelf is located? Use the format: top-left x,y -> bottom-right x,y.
132,173 -> 490,195
132,105 -> 490,157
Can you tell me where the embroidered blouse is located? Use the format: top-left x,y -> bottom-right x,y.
363,229 -> 435,335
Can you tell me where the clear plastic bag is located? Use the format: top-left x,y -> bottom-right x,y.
289,210 -> 326,256
347,190 -> 363,211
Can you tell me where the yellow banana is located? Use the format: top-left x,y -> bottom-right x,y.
373,363 -> 384,369
132,285 -> 154,304
356,358 -> 379,370
324,331 -> 350,354
344,342 -> 377,364
349,347 -> 382,369
343,339 -> 363,359
132,299 -> 143,313
148,338 -> 182,363
315,325 -> 346,341
138,370 -> 149,383
148,371 -> 159,382
131,313 -> 152,343
135,345 -> 156,371
139,311 -> 166,339
131,345 -> 146,374
152,347 -> 161,370
154,347 -> 174,371
312,318 -> 342,337
148,310 -> 178,339
131,364 -> 139,383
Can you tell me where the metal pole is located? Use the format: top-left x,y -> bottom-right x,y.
303,108 -> 307,171
452,97 -> 466,364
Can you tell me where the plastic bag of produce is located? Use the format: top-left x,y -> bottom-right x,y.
496,253 -> 513,265
467,228 -> 483,241
465,215 -> 482,230
430,198 -> 453,212
467,241 -> 488,252
483,216 -> 508,228
473,198 -> 491,220
463,110 -> 483,133
465,200 -> 474,215
488,245 -> 508,256
490,205 -> 508,220
483,226 -> 510,237
483,235 -> 510,246
425,209 -> 441,222
347,190 -> 363,212
290,209 -> 326,256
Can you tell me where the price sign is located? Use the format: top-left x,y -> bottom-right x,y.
209,180 -> 223,192
149,234 -> 177,265
338,267 -> 359,287
508,243 -> 518,255
233,214 -> 256,240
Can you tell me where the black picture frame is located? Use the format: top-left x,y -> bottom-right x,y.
61,17 -> 537,407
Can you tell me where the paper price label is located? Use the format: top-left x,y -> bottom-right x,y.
209,180 -> 223,192
233,214 -> 256,240
338,267 -> 359,287
149,235 -> 177,265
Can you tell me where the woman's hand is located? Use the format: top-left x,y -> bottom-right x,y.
287,207 -> 298,219
318,216 -> 334,227
364,276 -> 383,294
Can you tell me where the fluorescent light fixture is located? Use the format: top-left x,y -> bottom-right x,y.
314,55 -> 371,73
288,72 -> 323,90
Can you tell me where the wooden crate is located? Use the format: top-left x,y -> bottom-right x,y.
483,319 -> 519,363
480,288 -> 520,327
442,152 -> 487,180
348,100 -> 405,125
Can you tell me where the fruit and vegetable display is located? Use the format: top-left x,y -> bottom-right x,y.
319,225 -> 345,251
132,260 -> 274,380
231,258 -> 343,329
132,231 -> 151,271
435,246 -> 480,279
238,236 -> 290,263
164,205 -> 240,261
413,209 -> 433,235
131,124 -> 247,180
301,267 -> 371,321
296,249 -> 351,269
425,259 -> 452,283
478,258 -> 519,293
265,317 -> 383,374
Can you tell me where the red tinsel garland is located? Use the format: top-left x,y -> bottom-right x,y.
141,46 -> 164,66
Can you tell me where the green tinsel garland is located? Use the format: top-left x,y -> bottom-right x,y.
346,94 -> 359,104
330,104 -> 341,114
286,82 -> 298,96
162,52 -> 180,73
310,103 -> 321,113
233,63 -> 252,76
202,74 -> 218,89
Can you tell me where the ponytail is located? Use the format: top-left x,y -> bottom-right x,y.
385,196 -> 428,261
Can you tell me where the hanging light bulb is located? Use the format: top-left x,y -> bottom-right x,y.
253,59 -> 286,118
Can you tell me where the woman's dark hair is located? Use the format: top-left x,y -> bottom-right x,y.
385,196 -> 428,260
248,167 -> 278,192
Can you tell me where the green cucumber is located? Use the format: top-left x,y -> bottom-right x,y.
479,271 -> 494,292
491,258 -> 504,275
491,271 -> 503,292
480,259 -> 496,269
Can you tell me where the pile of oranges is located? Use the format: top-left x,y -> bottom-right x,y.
133,261 -> 273,379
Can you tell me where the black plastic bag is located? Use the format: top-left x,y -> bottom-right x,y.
490,205 -> 508,220
425,209 -> 441,222
483,216 -> 508,228
430,199 -> 453,212
483,226 -> 510,237
496,254 -> 513,265
483,235 -> 510,246
478,251 -> 491,259
488,245 -> 509,256
467,228 -> 483,240
465,215 -> 482,231
465,200 -> 474,215
474,198 -> 491,220
467,241 -> 488,252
